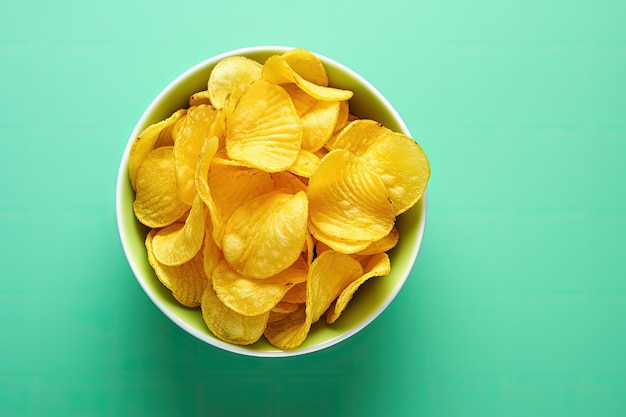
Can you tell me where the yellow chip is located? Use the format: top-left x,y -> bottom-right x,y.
281,83 -> 316,116
212,256 -> 307,316
194,135 -> 220,218
271,301 -> 300,315
333,100 -> 350,134
263,303 -> 308,350
288,149 -> 321,178
267,310 -> 290,323
152,193 -> 206,266
356,226 -> 400,256
301,100 -> 341,152
128,109 -> 186,190
271,171 -> 308,195
222,191 -> 309,279
133,146 -> 191,228
201,277 -> 269,345
173,105 -> 216,205
226,79 -> 302,172
307,149 -> 395,242
189,89 -> 212,106
282,48 -> 329,86
325,119 -> 391,154
326,253 -> 391,324
145,229 -> 207,307
207,56 -> 262,110
202,214 -> 223,280
361,132 -> 431,215
307,221 -> 371,254
280,281 -> 306,304
262,55 -> 353,101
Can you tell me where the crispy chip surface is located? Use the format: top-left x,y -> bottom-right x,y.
208,56 -> 262,110
282,48 -> 329,86
301,100 -> 341,152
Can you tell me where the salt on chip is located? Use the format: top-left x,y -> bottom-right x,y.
133,146 -> 191,228
201,277 -> 269,345
212,256 -> 307,316
360,132 -> 431,215
301,100 -> 341,152
226,79 -> 302,172
173,105 -> 216,205
307,149 -> 395,242
128,109 -> 186,190
222,191 -> 309,279
152,193 -> 206,266
326,253 -> 391,324
145,229 -> 207,307
208,56 -> 262,110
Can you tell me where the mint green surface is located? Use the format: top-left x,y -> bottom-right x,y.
2,1 -> 626,416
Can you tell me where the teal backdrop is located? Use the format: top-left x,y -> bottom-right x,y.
1,1 -> 625,416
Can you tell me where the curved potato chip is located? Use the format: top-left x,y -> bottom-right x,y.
264,303 -> 308,350
173,105 -> 216,205
195,135 -> 220,221
134,147 -> 191,228
271,171 -> 308,195
189,89 -> 212,106
212,257 -> 307,316
226,79 -> 302,172
282,48 -> 329,86
128,109 -> 186,190
307,149 -> 395,242
356,226 -> 400,256
333,100 -> 350,134
280,281 -> 306,304
281,83 -> 316,116
308,221 -> 371,254
325,119 -> 391,154
201,277 -> 269,345
203,213 -> 223,280
326,253 -> 391,324
152,193 -> 206,266
271,301 -> 300,315
361,132 -> 431,215
301,100 -> 341,152
288,149 -> 320,178
145,229 -> 207,307
208,56 -> 262,110
262,55 -> 353,101
268,310 -> 290,323
222,191 -> 309,279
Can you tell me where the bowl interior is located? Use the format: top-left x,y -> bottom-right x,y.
116,46 -> 426,357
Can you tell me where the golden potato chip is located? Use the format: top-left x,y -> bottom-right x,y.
271,171 -> 308,195
202,214 -> 223,280
263,303 -> 308,350
307,149 -> 395,242
288,149 -> 321,178
194,135 -> 220,218
271,301 -> 300,315
326,253 -> 391,324
307,221 -> 371,254
301,100 -> 341,152
356,226 -> 400,256
189,89 -> 212,106
282,48 -> 329,86
201,277 -> 269,345
152,193 -> 206,266
262,55 -> 353,101
361,132 -> 431,215
226,79 -> 302,172
222,191 -> 308,279
325,119 -> 391,154
333,100 -> 350,134
145,229 -> 207,307
212,257 -> 307,316
173,105 -> 216,205
267,310 -> 290,323
208,56 -> 262,110
281,83 -> 316,116
129,109 -> 186,190
281,281 -> 307,304
133,146 -> 191,228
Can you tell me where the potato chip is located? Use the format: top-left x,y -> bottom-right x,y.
207,56 -> 262,110
129,109 -> 186,190
189,89 -> 212,106
222,191 -> 308,279
360,132 -> 431,215
307,149 -> 395,242
212,256 -> 307,316
173,105 -> 216,205
271,301 -> 300,315
263,303 -> 308,350
226,79 -> 302,172
307,221 -> 371,254
201,277 -> 269,345
145,229 -> 207,307
262,55 -> 353,101
356,226 -> 400,256
152,193 -> 206,266
202,214 -> 223,280
288,149 -> 321,178
282,48 -> 329,86
133,146 -> 191,228
267,310 -> 290,323
280,281 -> 306,304
325,119 -> 391,154
271,171 -> 308,195
301,100 -> 341,152
333,100 -> 350,134
194,135 -> 220,217
281,83 -> 316,116
326,253 -> 391,324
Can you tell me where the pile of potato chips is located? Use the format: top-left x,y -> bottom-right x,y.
129,48 -> 430,349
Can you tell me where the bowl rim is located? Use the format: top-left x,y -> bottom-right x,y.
116,45 -> 428,357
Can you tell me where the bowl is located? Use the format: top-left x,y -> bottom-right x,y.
116,46 -> 427,357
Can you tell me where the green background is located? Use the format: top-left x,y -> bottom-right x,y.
2,1 -> 625,416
